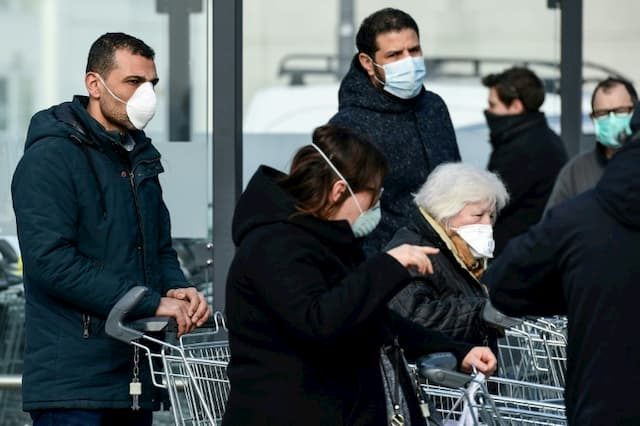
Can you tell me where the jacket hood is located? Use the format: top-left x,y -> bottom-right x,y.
24,95 -> 146,152
25,97 -> 86,152
232,166 -> 296,245
337,55 -> 424,114
232,165 -> 358,249
595,138 -> 640,228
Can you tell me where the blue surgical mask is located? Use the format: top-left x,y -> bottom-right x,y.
309,143 -> 382,237
593,112 -> 632,149
371,55 -> 426,99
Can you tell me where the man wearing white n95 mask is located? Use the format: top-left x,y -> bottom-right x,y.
330,8 -> 461,256
12,32 -> 210,426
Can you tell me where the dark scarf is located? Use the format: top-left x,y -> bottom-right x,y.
484,110 -> 546,147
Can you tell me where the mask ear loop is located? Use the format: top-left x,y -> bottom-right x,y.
93,73 -> 127,105
309,143 -> 364,215
366,55 -> 387,87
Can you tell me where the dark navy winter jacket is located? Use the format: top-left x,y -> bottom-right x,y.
486,133 -> 640,425
12,96 -> 188,410
330,56 -> 460,254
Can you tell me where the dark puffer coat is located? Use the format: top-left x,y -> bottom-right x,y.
386,206 -> 495,348
330,56 -> 460,254
223,165 -> 473,426
12,96 -> 189,411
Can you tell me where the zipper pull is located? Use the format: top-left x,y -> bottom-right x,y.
82,314 -> 91,338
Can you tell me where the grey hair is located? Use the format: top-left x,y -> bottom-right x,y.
414,162 -> 509,225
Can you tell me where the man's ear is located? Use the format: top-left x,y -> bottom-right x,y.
85,73 -> 101,99
509,98 -> 525,114
358,52 -> 375,78
330,180 -> 347,203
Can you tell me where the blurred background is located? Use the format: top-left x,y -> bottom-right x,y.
0,0 -> 638,423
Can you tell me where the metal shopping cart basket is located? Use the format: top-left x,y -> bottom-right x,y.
483,303 -> 568,388
106,286 -> 230,426
0,283 -> 29,426
416,353 -> 566,426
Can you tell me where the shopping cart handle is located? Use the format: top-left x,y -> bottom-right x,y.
482,301 -> 521,328
106,286 -> 149,343
417,352 -> 457,371
127,317 -> 172,333
416,353 -> 472,388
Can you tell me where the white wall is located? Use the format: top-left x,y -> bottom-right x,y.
243,0 -> 640,111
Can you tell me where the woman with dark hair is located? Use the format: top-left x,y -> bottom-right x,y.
222,124 -> 496,426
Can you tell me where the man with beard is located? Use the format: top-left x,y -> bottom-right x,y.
330,8 -> 460,255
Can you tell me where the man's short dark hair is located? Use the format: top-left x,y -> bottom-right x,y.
590,77 -> 638,110
86,32 -> 155,76
356,8 -> 420,59
482,67 -> 545,112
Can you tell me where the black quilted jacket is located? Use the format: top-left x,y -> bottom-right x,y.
385,206 -> 497,348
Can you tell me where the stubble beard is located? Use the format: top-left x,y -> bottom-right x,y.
100,96 -> 133,132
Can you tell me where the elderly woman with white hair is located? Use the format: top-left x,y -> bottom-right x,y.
386,162 -> 509,348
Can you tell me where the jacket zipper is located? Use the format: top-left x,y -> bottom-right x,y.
127,157 -> 160,287
82,313 -> 91,338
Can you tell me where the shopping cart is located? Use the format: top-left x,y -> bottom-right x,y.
483,303 -> 568,388
106,286 -> 230,426
0,283 -> 29,426
416,353 -> 567,426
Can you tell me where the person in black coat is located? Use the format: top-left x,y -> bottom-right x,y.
223,125 -> 496,426
329,8 -> 460,255
386,163 -> 509,349
482,67 -> 568,255
484,113 -> 640,425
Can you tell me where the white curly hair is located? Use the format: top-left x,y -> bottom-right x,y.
414,162 -> 509,226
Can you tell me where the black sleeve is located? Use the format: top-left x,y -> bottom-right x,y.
484,210 -> 567,317
244,230 -> 411,343
388,309 -> 474,369
396,293 -> 488,343
389,268 -> 488,343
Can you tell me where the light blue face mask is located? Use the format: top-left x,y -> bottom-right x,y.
309,143 -> 382,238
371,55 -> 426,99
593,112 -> 632,149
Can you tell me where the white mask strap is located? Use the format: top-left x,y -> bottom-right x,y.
94,73 -> 127,104
309,143 -> 364,214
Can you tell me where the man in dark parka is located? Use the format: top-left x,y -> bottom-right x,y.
12,33 -> 209,426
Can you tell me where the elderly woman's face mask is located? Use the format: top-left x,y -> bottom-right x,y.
451,224 -> 495,258
448,200 -> 496,258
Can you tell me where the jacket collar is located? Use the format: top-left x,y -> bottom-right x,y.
486,111 -> 547,147
64,96 -> 159,164
411,206 -> 484,284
